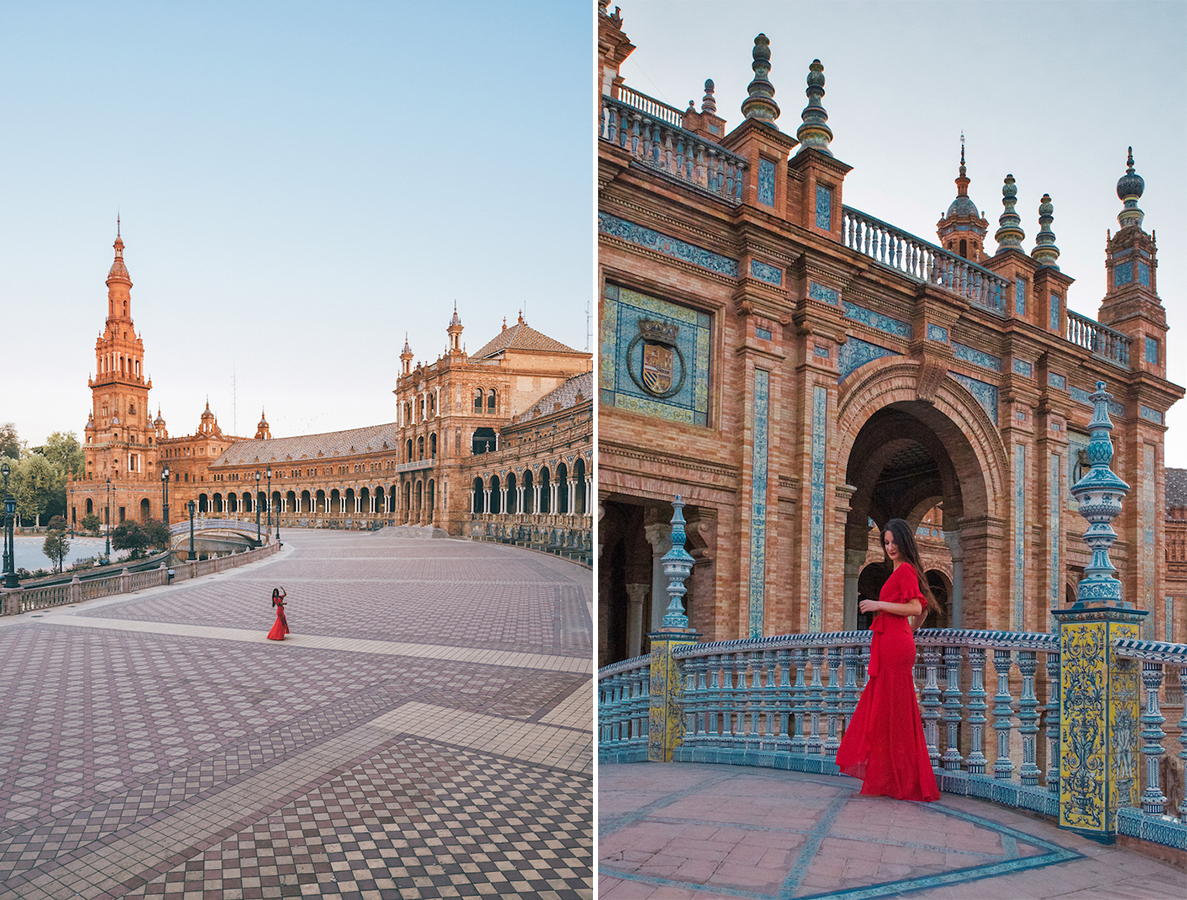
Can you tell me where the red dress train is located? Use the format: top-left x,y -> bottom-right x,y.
835,562 -> 939,802
267,602 -> 289,641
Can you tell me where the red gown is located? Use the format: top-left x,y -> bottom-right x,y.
835,562 -> 939,801
267,601 -> 289,641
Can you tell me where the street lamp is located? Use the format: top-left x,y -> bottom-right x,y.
255,470 -> 261,544
105,477 -> 112,558
266,467 -> 272,541
161,466 -> 170,526
188,499 -> 196,559
1,462 -> 16,588
69,482 -> 74,537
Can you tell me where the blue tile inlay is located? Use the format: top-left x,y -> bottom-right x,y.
1145,336 -> 1159,366
953,342 -> 1003,372
1068,385 -> 1124,417
748,369 -> 770,639
750,259 -> 783,286
1014,444 -> 1026,632
1048,372 -> 1066,390
1013,359 -> 1033,377
814,345 -> 830,358
838,338 -> 896,380
1015,277 -> 1026,316
1138,261 -> 1150,286
950,372 -> 999,425
808,282 -> 839,305
598,212 -> 738,277
1140,404 -> 1163,424
927,323 -> 949,343
778,793 -> 848,895
1049,293 -> 1060,330
843,301 -> 911,338
1115,261 -> 1133,286
601,282 -> 712,426
756,326 -> 772,341
758,158 -> 776,207
809,385 -> 827,632
815,183 -> 832,230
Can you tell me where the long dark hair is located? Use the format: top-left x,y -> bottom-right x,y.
272,588 -> 282,607
883,518 -> 940,618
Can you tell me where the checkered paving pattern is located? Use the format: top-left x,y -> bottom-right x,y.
600,763 -> 1186,900
85,533 -> 591,657
0,529 -> 592,899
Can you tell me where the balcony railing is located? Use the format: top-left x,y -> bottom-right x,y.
600,627 -> 1187,850
600,95 -> 745,204
1066,309 -> 1132,369
843,206 -> 1008,315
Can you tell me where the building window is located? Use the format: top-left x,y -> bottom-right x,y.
474,389 -> 483,412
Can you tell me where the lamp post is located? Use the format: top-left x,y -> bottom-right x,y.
255,470 -> 261,543
266,467 -> 272,541
1,462 -> 16,588
69,482 -> 74,537
161,466 -> 170,526
105,477 -> 112,558
188,499 -> 196,559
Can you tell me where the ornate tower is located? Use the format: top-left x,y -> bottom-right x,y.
936,137 -> 989,261
447,305 -> 464,357
83,224 -> 156,487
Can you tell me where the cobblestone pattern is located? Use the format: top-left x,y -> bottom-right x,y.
0,530 -> 592,899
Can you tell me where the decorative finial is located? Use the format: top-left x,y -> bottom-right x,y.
994,174 -> 1025,251
796,59 -> 833,155
1031,193 -> 1060,268
1116,145 -> 1145,229
960,132 -> 966,177
1070,382 -> 1130,608
740,34 -> 780,124
701,79 -> 716,115
659,496 -> 695,630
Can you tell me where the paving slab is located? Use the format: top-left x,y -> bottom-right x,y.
599,762 -> 1185,899
0,529 -> 592,899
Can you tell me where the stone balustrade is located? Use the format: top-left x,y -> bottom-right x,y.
1066,309 -> 1132,369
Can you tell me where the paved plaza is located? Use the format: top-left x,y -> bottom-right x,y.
0,529 -> 593,899
599,763 -> 1186,899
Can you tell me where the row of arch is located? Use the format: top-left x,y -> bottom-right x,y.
471,458 -> 589,515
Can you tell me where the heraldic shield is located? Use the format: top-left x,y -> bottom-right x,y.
628,318 -> 686,399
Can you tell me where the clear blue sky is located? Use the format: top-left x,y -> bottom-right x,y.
1,1 -> 592,447
615,0 -> 1187,467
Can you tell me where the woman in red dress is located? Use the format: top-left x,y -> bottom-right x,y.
835,518 -> 940,802
267,587 -> 289,641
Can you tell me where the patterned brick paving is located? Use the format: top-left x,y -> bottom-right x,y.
600,763 -> 1185,900
0,529 -> 592,899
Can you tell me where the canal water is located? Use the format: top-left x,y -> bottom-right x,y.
9,535 -> 130,573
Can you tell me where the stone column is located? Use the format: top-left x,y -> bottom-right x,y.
625,583 -> 649,658
843,550 -> 866,630
643,522 -> 672,633
500,486 -> 508,514
942,529 -> 964,628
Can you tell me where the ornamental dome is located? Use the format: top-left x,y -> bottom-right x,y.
1116,146 -> 1144,201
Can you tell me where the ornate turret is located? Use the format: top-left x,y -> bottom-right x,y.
447,304 -> 464,355
936,137 -> 988,260
1116,146 -> 1145,230
255,408 -> 271,440
154,407 -> 168,440
796,59 -> 832,155
1031,193 -> 1060,268
400,334 -> 414,376
994,174 -> 1025,252
740,34 -> 779,124
199,400 -> 216,435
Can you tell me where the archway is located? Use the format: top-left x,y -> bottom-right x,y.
472,477 -> 485,514
506,472 -> 518,514
140,498 -> 150,522
490,475 -> 501,514
556,462 -> 569,514
522,470 -> 535,514
539,467 -> 551,514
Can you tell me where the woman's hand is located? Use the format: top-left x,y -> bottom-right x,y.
859,598 -> 880,615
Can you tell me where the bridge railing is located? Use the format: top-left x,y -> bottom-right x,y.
1,542 -> 280,616
599,627 -> 1187,850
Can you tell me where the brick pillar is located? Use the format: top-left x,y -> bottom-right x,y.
625,583 -> 648,657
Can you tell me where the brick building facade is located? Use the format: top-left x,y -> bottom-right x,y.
597,4 -> 1183,666
71,236 -> 591,541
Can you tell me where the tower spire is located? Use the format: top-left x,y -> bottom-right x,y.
1116,146 -> 1145,230
795,59 -> 832,155
1031,193 -> 1060,268
994,174 -> 1025,252
740,34 -> 779,124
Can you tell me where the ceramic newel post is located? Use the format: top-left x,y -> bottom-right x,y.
648,496 -> 701,762
1053,381 -> 1147,843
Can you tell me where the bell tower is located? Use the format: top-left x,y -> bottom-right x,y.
83,223 -> 156,486
936,136 -> 989,261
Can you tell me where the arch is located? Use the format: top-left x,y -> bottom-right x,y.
140,498 -> 150,522
474,388 -> 484,412
374,485 -> 385,515
472,427 -> 496,454
417,436 -> 425,460
213,492 -> 224,514
487,388 -> 496,412
574,457 -> 587,515
430,433 -> 437,458
539,467 -> 551,514
472,477 -> 485,514
414,480 -> 423,523
924,569 -> 953,630
490,475 -> 501,514
427,478 -> 435,521
330,488 -> 341,515
271,490 -> 281,514
198,493 -> 209,513
556,462 -> 569,514
285,490 -> 296,514
359,486 -> 370,514
406,439 -> 413,462
86,498 -> 94,515
300,490 -> 311,514
403,481 -> 412,521
316,489 -> 326,514
522,469 -> 535,514
506,472 -> 518,514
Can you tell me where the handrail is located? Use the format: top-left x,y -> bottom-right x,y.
842,206 -> 1008,315
614,84 -> 685,128
1066,309 -> 1132,369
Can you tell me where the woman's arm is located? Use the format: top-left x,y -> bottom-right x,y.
859,598 -> 922,618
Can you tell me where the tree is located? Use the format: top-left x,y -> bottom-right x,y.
111,521 -> 149,558
14,454 -> 56,527
43,517 -> 70,573
141,518 -> 170,553
81,513 -> 101,534
0,423 -> 20,461
40,433 -> 85,480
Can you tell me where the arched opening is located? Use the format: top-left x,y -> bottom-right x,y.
427,479 -> 435,521
574,458 -> 587,514
417,436 -> 425,460
213,492 -> 224,514
556,462 -> 569,514
86,498 -> 94,515
430,433 -> 437,458
406,439 -> 413,462
522,469 -> 535,514
414,480 -> 423,522
506,472 -> 518,514
330,489 -> 341,515
959,238 -> 968,258
487,389 -> 496,412
924,569 -> 953,630
472,477 -> 485,514
474,388 -> 484,412
472,427 -> 496,454
374,486 -> 385,515
346,488 -> 356,515
316,489 -> 326,514
403,481 -> 411,521
284,490 -> 294,514
140,498 -> 151,522
300,490 -> 311,514
360,487 -> 370,514
539,467 -> 551,514
490,475 -> 501,514
198,493 -> 209,513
